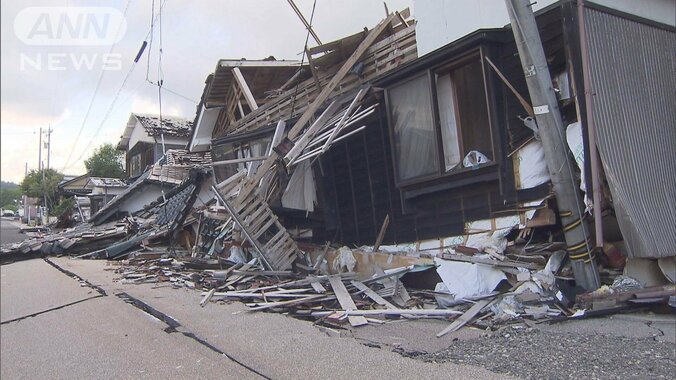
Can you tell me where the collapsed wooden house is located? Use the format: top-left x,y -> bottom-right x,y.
3,2 -> 673,332
185,1 -> 674,277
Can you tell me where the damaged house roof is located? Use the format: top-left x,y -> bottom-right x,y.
86,177 -> 128,188
189,59 -> 303,152
117,113 -> 194,151
135,114 -> 193,137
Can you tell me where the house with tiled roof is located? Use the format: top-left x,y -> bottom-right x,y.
116,113 -> 193,178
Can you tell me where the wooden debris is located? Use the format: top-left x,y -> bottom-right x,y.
437,299 -> 492,338
328,275 -> 368,327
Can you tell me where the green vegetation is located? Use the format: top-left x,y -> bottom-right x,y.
51,197 -> 75,217
85,143 -> 126,179
20,169 -> 64,210
0,181 -> 21,211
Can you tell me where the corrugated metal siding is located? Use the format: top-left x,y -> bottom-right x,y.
585,8 -> 676,258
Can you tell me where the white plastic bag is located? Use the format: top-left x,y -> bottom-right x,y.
463,150 -> 490,168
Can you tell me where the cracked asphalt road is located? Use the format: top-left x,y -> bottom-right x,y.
0,219 -> 507,379
2,219 -> 673,380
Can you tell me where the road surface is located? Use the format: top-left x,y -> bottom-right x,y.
0,218 -> 506,379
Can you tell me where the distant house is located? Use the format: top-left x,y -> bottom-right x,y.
86,177 -> 128,215
58,173 -> 93,197
87,149 -> 212,225
117,113 -> 193,179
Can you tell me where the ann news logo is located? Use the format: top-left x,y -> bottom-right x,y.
14,7 -> 127,71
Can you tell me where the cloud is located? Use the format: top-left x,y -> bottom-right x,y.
1,0 -> 414,183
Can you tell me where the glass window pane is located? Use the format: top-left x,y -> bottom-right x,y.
389,75 -> 439,181
436,73 -> 462,171
453,62 -> 493,160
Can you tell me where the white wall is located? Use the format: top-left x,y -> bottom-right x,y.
414,0 -> 675,56
117,183 -> 164,215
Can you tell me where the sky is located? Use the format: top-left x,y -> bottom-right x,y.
1,0 -> 413,183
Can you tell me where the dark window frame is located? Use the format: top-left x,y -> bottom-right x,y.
386,46 -> 498,188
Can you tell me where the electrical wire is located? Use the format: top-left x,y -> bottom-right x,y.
63,0 -> 169,170
289,0 -> 318,115
61,0 -> 131,171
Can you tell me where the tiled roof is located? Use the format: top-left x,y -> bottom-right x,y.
164,149 -> 212,166
135,114 -> 193,137
88,177 -> 128,188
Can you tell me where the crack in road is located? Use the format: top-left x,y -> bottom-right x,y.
42,258 -> 108,296
0,294 -> 104,325
115,292 -> 271,380
38,257 -> 271,378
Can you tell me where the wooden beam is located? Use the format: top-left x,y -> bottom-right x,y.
286,0 -> 322,45
437,299 -> 491,337
305,47 -> 322,92
395,11 -> 409,27
351,280 -> 396,309
200,288 -> 216,307
373,214 -> 390,252
238,13 -> 397,199
232,67 -> 259,111
314,309 -> 464,317
484,55 -> 533,117
287,13 -> 396,141
440,253 -> 540,270
328,276 -> 368,327
211,156 -> 268,166
284,100 -> 340,164
268,120 -> 286,156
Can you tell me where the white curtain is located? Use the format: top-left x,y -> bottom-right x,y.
436,73 -> 462,171
389,75 -> 439,180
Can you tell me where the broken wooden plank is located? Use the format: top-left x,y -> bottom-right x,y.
200,288 -> 216,307
312,241 -> 331,270
351,280 -> 396,309
239,13 -> 399,197
436,299 -> 491,338
484,56 -> 533,117
232,67 -> 258,110
247,294 -> 328,311
305,47 -> 322,91
440,254 -> 540,270
211,156 -> 268,166
328,276 -> 368,327
373,214 -> 390,252
313,309 -> 463,317
320,87 -> 368,154
309,277 -> 327,293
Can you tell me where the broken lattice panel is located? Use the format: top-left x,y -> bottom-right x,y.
214,174 -> 298,270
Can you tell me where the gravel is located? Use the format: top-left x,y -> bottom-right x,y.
408,326 -> 675,379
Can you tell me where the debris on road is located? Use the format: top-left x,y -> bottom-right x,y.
2,5 -> 674,341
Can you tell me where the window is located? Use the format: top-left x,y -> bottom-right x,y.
387,52 -> 494,185
388,74 -> 439,181
129,153 -> 142,177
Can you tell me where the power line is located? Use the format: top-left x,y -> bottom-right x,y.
289,0 -> 318,115
63,0 -> 169,170
61,0 -> 131,171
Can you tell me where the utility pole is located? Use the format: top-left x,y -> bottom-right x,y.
46,126 -> 53,170
38,127 -> 42,171
505,0 -> 600,290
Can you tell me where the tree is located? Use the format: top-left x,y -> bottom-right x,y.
85,143 -> 126,179
0,182 -> 21,211
20,169 -> 63,210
